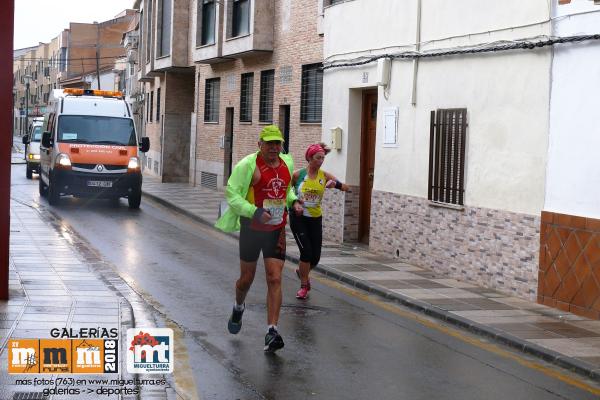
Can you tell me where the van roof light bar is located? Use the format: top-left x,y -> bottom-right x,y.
63,88 -> 123,98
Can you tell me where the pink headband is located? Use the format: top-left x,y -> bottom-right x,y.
305,144 -> 325,161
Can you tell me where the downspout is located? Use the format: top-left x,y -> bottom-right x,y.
411,0 -> 422,106
193,70 -> 200,187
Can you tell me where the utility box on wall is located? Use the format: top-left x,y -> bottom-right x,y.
330,127 -> 342,150
377,58 -> 391,86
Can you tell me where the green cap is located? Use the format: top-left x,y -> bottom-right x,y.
259,125 -> 285,142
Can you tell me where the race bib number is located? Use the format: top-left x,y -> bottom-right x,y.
301,192 -> 321,209
263,199 -> 285,225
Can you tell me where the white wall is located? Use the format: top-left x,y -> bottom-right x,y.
323,0 -> 552,215
87,71 -> 117,91
546,2 -> 600,218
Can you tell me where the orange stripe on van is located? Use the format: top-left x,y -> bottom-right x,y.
58,143 -> 138,165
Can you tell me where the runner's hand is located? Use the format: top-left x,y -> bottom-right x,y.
260,211 -> 272,224
292,201 -> 304,216
326,179 -> 336,189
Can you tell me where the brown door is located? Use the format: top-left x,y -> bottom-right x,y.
359,91 -> 377,243
223,108 -> 234,185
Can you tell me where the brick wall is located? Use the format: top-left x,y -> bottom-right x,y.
195,0 -> 324,187
367,190 -> 540,300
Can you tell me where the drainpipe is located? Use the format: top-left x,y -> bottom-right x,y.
411,0 -> 422,106
193,70 -> 200,187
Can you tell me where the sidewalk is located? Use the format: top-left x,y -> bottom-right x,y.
1,166 -> 170,399
11,135 -> 25,165
142,177 -> 600,380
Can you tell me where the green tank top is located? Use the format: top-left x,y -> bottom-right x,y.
295,168 -> 326,218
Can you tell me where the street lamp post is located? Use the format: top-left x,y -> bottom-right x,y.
23,75 -> 31,137
18,103 -> 23,135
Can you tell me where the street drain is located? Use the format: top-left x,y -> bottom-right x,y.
13,392 -> 47,400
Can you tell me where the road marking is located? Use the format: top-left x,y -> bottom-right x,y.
311,274 -> 600,396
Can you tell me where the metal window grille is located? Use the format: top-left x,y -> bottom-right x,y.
204,78 -> 220,122
300,63 -> 323,123
428,108 -> 467,205
232,0 -> 250,37
240,72 -> 253,122
201,171 -> 218,190
259,70 -> 274,123
156,88 -> 161,121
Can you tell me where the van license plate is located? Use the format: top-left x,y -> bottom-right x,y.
87,180 -> 113,188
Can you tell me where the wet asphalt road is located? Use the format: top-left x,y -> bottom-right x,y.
9,165 -> 600,400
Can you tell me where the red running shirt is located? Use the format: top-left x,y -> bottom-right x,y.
246,155 -> 291,231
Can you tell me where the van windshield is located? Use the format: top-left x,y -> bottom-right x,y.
31,126 -> 43,142
57,115 -> 136,146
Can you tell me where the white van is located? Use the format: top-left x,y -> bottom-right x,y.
39,89 -> 150,208
22,118 -> 45,179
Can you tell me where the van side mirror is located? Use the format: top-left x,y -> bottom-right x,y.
22,135 -> 30,145
139,137 -> 150,153
41,131 -> 53,148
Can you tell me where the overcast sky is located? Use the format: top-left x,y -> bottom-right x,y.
14,0 -> 135,49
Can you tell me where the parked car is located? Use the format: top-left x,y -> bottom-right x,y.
22,121 -> 44,179
39,88 -> 150,208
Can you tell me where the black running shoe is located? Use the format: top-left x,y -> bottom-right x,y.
264,327 -> 284,352
227,305 -> 244,334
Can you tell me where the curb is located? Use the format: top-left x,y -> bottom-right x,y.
141,190 -> 600,381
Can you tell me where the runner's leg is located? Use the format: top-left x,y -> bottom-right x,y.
264,257 -> 284,326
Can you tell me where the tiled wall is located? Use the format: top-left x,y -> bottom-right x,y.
538,211 -> 600,319
321,186 -> 360,243
368,191 -> 540,300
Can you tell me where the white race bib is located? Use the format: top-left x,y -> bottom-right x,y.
263,199 -> 285,225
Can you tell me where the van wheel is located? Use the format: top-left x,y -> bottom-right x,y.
48,176 -> 60,206
39,176 -> 48,197
128,189 -> 141,209
26,164 -> 32,179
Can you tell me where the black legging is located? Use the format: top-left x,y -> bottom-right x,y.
289,213 -> 322,268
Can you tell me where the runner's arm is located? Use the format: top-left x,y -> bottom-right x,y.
324,171 -> 349,191
224,162 -> 258,219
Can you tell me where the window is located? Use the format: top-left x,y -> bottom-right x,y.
232,0 -> 250,37
259,70 -> 274,123
428,108 -> 467,206
300,63 -> 323,123
198,0 -> 216,46
146,93 -> 150,122
240,72 -> 253,122
156,88 -> 161,121
204,78 -> 220,122
150,91 -> 154,122
58,116 -> 136,146
146,0 -> 153,61
158,0 -> 172,57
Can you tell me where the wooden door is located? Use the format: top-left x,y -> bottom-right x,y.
359,91 -> 378,243
223,107 -> 234,184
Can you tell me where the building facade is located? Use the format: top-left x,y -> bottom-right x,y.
538,0 -> 600,318
192,0 -> 324,189
12,12 -> 134,134
321,0 -> 553,300
135,0 -> 195,182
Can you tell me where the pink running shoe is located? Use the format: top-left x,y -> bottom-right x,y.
296,285 -> 309,300
295,269 -> 311,290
